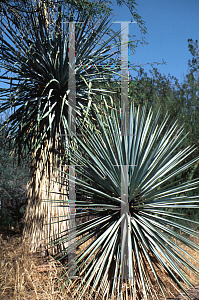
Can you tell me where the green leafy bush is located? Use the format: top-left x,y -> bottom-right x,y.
0,119 -> 30,231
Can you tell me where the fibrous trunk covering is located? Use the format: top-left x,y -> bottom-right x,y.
23,142 -> 68,255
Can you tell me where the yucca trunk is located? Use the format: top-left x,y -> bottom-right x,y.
23,139 -> 69,255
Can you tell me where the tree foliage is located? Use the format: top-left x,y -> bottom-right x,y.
128,62 -> 199,181
0,116 -> 30,231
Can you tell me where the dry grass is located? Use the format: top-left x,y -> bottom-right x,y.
0,231 -> 107,300
0,232 -> 69,300
1,231 -> 199,300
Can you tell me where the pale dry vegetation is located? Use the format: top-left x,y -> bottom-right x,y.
1,231 -> 199,300
0,230 -> 109,300
0,232 -> 67,300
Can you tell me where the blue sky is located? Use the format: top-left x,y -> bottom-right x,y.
1,0 -> 198,86
111,0 -> 199,83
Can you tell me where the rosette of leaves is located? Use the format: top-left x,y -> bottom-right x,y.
0,0 -> 122,160
53,99 -> 199,299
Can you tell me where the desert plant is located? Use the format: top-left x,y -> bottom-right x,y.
0,0 -> 125,252
52,99 -> 199,299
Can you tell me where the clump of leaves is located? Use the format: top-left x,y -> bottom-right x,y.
51,100 -> 199,299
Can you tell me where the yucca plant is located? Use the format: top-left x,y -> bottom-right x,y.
52,99 -> 199,299
0,0 -> 124,252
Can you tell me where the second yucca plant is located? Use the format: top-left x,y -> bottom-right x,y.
52,99 -> 199,299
